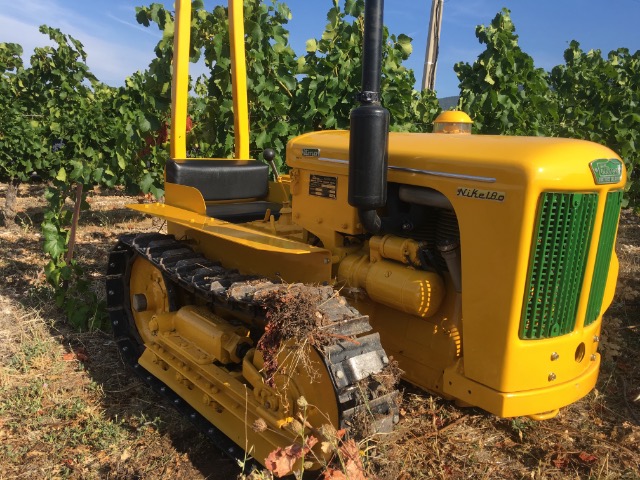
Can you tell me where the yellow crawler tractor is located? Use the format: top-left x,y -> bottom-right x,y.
106,0 -> 626,469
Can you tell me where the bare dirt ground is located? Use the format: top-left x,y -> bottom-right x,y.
0,182 -> 638,479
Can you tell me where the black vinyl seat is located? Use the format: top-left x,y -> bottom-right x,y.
166,158 -> 281,222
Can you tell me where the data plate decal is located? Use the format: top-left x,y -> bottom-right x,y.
309,174 -> 337,199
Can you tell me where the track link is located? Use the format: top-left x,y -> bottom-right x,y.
106,233 -> 399,463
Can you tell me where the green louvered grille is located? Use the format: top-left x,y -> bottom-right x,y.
520,193 -> 598,339
584,191 -> 623,326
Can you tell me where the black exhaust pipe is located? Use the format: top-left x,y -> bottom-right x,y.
348,0 -> 390,234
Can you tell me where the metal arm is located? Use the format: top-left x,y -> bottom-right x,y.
171,0 -> 250,160
229,0 -> 250,159
170,0 -> 191,160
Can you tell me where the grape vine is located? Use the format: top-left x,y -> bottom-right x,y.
456,9 -> 638,203
1,2 -> 637,330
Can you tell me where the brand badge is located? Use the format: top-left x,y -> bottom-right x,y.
302,148 -> 320,157
456,187 -> 505,202
589,158 -> 623,184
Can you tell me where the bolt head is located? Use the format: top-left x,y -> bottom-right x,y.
548,373 -> 557,382
550,352 -> 560,361
590,354 -> 597,361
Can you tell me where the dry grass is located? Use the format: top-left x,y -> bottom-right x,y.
0,183 -> 638,479
0,183 -> 239,479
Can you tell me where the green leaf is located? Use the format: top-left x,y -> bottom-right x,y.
296,56 -> 306,73
69,160 -> 84,180
42,222 -> 66,259
255,130 -> 267,149
484,72 -> 495,85
397,34 -> 413,56
305,39 -> 317,53
44,260 -> 61,287
628,112 -> 640,123
138,116 -> 151,132
345,0 -> 363,17
92,167 -> 104,183
139,173 -> 154,193
117,154 -> 126,171
56,167 -> 67,182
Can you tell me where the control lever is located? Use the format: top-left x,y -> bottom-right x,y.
263,148 -> 280,181
263,148 -> 291,225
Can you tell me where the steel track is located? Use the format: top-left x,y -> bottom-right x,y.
105,232 -> 398,463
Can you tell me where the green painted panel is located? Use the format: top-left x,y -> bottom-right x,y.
520,193 -> 597,339
584,191 -> 623,325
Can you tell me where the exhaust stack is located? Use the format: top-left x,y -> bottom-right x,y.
348,0 -> 390,234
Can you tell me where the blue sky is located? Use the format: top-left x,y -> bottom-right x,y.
1,0 -> 639,98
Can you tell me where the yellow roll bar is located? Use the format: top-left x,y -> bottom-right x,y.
170,0 -> 250,160
171,0 -> 191,159
229,0 -> 250,159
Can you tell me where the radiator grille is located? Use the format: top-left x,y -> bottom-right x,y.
520,193 -> 598,339
584,191 -> 623,326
